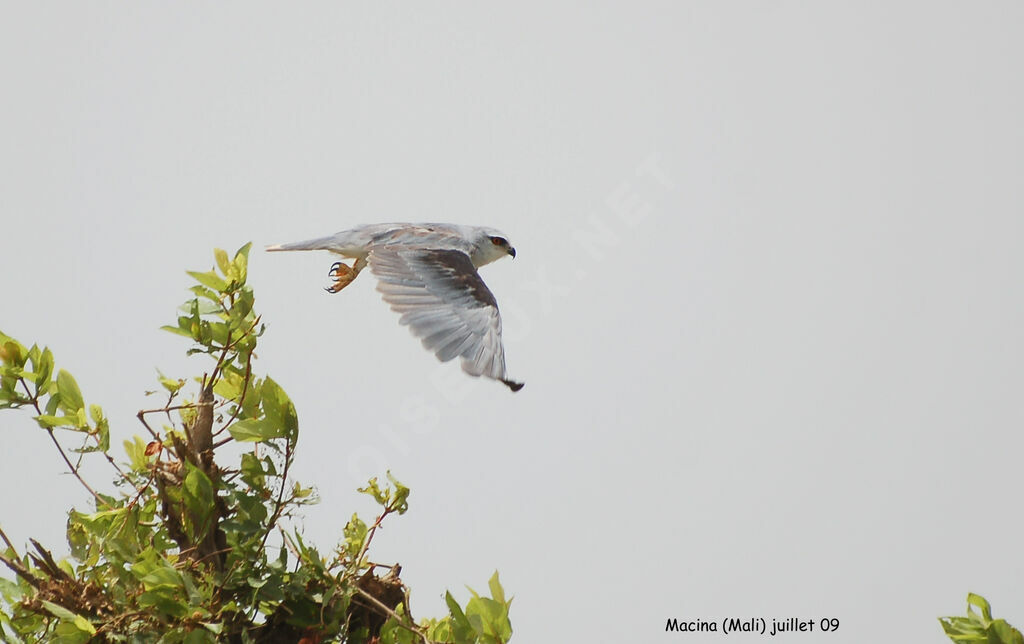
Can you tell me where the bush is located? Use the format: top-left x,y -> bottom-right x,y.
0,244 -> 513,643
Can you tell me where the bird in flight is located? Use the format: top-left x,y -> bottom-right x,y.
267,223 -> 524,392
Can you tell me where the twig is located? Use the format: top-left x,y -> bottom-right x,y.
135,410 -> 162,442
354,507 -> 396,573
354,587 -> 429,644
213,350 -> 254,438
46,427 -> 110,508
235,429 -> 295,625
0,525 -> 16,552
115,462 -> 163,537
0,551 -> 42,590
211,435 -> 233,450
18,379 -> 112,508
21,378 -> 138,493
256,431 -> 294,558
192,545 -> 234,566
280,528 -> 301,560
206,315 -> 261,390
137,401 -> 223,417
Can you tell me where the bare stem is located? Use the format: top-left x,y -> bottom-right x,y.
355,506 -> 396,573
0,524 -> 16,552
18,378 -> 111,509
135,410 -> 162,441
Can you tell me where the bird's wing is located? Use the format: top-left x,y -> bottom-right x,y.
368,246 -> 523,391
266,224 -> 467,254
368,225 -> 473,252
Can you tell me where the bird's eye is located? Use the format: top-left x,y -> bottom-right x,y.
490,237 -> 506,246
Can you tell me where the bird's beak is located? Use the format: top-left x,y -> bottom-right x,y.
509,247 -> 516,259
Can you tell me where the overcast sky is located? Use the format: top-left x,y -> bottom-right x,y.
2,3 -> 1022,642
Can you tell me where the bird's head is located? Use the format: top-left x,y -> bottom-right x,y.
471,227 -> 516,266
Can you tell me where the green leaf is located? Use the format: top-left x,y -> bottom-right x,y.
214,248 -> 232,277
446,592 -> 477,644
232,242 -> 252,284
185,628 -> 217,644
230,289 -> 255,321
343,513 -> 368,559
488,571 -> 506,605
160,376 -> 185,394
56,369 -> 84,413
240,452 -> 265,489
991,620 -> 1024,644
35,415 -> 80,429
387,472 -> 410,514
465,596 -> 511,642
967,593 -> 992,623
53,622 -> 94,644
0,576 -> 22,601
202,622 -> 224,635
186,270 -> 228,292
0,337 -> 27,367
183,466 -> 214,531
260,377 -> 298,441
123,436 -> 151,469
359,477 -> 388,506
190,284 -> 221,302
93,417 -> 110,450
360,472 -> 410,514
208,321 -> 230,346
136,565 -> 185,591
213,370 -> 242,401
39,600 -> 96,634
35,347 -> 54,390
161,324 -> 195,338
941,594 -> 1024,644
137,588 -> 190,618
425,619 -> 454,642
179,299 -> 223,316
228,418 -> 286,442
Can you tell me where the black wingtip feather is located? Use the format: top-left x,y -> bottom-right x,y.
501,379 -> 525,392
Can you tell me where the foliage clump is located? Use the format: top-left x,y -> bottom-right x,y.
940,594 -> 1022,644
0,244 -> 513,643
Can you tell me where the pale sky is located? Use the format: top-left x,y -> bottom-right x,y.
2,3 -> 1023,642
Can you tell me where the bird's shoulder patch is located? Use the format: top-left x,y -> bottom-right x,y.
416,249 -> 497,309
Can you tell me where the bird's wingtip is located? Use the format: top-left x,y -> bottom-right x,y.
501,379 -> 525,393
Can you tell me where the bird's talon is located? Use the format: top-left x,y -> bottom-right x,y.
325,261 -> 358,294
328,262 -> 346,278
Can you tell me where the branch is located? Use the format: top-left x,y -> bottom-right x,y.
354,505 -> 397,573
186,384 -> 216,460
0,524 -> 16,552
18,379 -> 114,508
135,410 -> 162,442
0,551 -> 42,591
46,427 -> 111,508
353,586 -> 429,644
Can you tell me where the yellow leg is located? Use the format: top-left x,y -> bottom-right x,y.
325,258 -> 366,293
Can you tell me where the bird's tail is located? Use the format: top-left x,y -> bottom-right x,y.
265,235 -> 343,252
